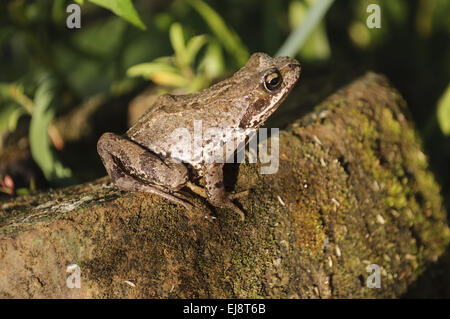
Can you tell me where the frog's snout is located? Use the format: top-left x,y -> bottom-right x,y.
287,62 -> 301,76
281,60 -> 301,83
275,55 -> 301,78
288,61 -> 301,70
286,58 -> 301,72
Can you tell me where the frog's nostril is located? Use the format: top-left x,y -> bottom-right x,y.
287,63 -> 301,78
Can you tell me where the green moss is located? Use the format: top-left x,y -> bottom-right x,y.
380,108 -> 402,140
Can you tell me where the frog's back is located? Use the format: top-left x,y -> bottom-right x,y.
126,78 -> 245,146
125,92 -> 209,157
124,52 -> 283,158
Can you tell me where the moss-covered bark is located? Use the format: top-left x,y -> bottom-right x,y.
0,73 -> 448,298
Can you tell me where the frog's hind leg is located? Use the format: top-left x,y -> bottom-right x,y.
97,132 -> 192,210
204,163 -> 246,221
112,175 -> 193,210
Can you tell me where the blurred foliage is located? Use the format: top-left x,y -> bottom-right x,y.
127,22 -> 224,93
29,75 -> 73,184
127,0 -> 251,93
437,84 -> 450,136
288,0 -> 331,61
74,0 -> 147,30
279,0 -> 333,58
0,0 -> 449,200
186,0 -> 249,67
0,75 -> 73,185
0,96 -> 25,134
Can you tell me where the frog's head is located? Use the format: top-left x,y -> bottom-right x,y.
237,52 -> 301,129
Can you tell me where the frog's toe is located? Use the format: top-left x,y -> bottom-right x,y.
229,189 -> 251,200
186,181 -> 207,198
226,201 -> 245,221
183,201 -> 217,222
233,205 -> 246,221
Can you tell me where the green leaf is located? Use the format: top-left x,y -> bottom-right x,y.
0,104 -> 25,135
74,0 -> 84,4
198,40 -> 224,80
29,78 -> 72,183
15,188 -> 30,195
87,0 -> 146,30
187,0 -> 249,67
127,62 -> 180,78
437,83 -> 450,136
170,23 -> 207,69
186,34 -> 208,66
127,62 -> 188,87
169,23 -> 187,68
150,71 -> 190,88
152,56 -> 174,65
0,83 -> 12,99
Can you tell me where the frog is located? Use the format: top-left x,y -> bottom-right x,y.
97,52 -> 301,220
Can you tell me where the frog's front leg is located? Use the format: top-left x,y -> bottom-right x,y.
204,163 -> 246,221
97,132 -> 192,210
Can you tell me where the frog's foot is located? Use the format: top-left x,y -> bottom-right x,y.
187,182 -> 250,201
116,176 -> 194,210
191,203 -> 217,222
149,188 -> 194,211
227,201 -> 246,221
229,189 -> 251,199
186,181 -> 207,198
185,182 -> 240,221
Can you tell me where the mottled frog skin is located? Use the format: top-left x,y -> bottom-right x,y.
97,53 -> 301,220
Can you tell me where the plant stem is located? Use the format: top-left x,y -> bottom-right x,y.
9,85 -> 34,115
276,0 -> 334,57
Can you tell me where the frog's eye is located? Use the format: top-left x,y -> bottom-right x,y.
263,70 -> 282,92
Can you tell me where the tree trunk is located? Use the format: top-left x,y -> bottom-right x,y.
0,72 -> 448,298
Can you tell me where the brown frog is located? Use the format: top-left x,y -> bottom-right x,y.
97,53 -> 301,220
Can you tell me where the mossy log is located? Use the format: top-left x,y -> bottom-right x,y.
0,73 -> 449,298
